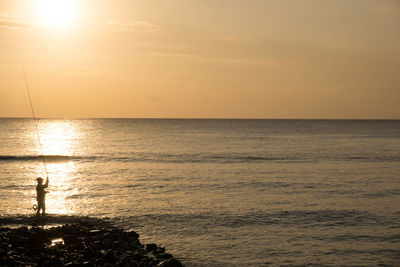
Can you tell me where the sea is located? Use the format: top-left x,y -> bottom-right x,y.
0,118 -> 399,266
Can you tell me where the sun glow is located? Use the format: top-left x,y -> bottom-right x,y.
36,0 -> 78,29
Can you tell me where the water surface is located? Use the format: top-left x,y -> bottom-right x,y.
0,119 -> 399,266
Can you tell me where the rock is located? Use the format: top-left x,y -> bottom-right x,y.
157,253 -> 173,260
64,262 -> 81,267
103,249 -> 117,263
158,258 -> 184,267
90,243 -> 102,251
0,219 -> 183,267
119,261 -> 133,267
119,240 -> 130,251
82,261 -> 95,267
156,247 -> 166,254
146,243 -> 158,251
5,257 -> 15,266
64,235 -> 79,245
102,238 -> 114,249
76,241 -> 85,250
131,251 -> 145,261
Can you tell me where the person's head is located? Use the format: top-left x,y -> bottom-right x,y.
36,177 -> 43,184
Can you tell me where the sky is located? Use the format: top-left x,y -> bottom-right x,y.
0,0 -> 399,119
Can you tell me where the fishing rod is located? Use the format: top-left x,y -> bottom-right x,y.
21,60 -> 49,178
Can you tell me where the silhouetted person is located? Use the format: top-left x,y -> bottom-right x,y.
36,176 -> 49,216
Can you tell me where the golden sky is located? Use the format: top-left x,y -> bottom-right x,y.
0,0 -> 399,118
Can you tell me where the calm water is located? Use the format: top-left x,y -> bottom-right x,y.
0,119 -> 399,266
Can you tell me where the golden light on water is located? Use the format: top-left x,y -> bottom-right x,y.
39,121 -> 77,156
35,121 -> 80,215
36,0 -> 78,29
45,161 -> 79,214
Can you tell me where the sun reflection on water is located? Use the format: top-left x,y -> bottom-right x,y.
39,121 -> 77,156
34,121 -> 81,215
45,161 -> 79,214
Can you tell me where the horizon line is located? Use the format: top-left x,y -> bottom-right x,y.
0,116 -> 399,120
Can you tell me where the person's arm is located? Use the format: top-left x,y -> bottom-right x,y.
44,176 -> 49,188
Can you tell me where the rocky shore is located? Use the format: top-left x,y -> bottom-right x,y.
0,217 -> 184,267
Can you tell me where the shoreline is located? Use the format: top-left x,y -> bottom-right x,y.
0,215 -> 184,267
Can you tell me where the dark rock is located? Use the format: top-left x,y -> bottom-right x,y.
131,251 -> 145,261
102,237 -> 114,248
5,257 -> 15,266
157,253 -> 173,260
158,258 -> 184,267
119,261 -> 134,267
0,219 -> 183,267
128,231 -> 140,239
76,241 -> 85,251
90,243 -> 102,251
119,240 -> 130,251
156,247 -> 166,254
103,249 -> 117,263
64,262 -> 81,267
64,235 -> 79,245
146,243 -> 158,251
82,261 -> 95,267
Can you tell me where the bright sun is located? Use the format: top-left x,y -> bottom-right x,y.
36,0 -> 77,29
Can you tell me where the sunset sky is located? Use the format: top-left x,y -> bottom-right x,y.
0,0 -> 399,119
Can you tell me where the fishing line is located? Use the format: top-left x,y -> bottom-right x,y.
21,60 -> 49,177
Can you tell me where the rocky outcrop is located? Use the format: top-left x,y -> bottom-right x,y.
0,219 -> 184,267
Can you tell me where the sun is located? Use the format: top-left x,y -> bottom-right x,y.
36,0 -> 77,29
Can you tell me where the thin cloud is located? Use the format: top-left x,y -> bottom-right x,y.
221,34 -> 253,43
107,19 -> 161,32
0,20 -> 31,28
0,13 -> 31,28
146,94 -> 163,102
148,52 -> 287,66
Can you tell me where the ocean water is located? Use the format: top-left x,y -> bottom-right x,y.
0,118 -> 399,266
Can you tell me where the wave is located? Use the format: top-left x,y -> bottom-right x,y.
0,155 -> 97,162
116,209 -> 400,230
110,153 -> 298,164
3,153 -> 397,164
109,153 -> 400,164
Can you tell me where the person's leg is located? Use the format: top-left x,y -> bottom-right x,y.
42,201 -> 46,216
36,201 -> 42,216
